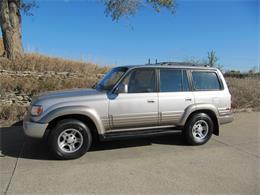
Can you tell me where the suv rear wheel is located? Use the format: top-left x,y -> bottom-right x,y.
48,119 -> 92,160
184,113 -> 213,145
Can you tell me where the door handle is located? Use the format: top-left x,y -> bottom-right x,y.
147,100 -> 155,103
185,98 -> 192,101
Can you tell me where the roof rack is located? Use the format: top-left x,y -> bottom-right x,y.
146,61 -> 209,67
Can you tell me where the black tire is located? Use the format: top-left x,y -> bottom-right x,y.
184,113 -> 213,145
48,119 -> 92,160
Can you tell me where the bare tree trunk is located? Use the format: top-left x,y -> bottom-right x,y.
0,0 -> 23,60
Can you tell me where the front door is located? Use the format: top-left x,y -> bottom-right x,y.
109,68 -> 158,130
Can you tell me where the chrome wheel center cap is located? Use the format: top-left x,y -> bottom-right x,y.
198,126 -> 203,132
67,136 -> 75,144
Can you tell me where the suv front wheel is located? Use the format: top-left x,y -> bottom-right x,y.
48,119 -> 92,160
184,113 -> 213,145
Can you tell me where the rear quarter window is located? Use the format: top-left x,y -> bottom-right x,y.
192,71 -> 221,90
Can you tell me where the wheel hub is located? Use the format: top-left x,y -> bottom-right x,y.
57,128 -> 83,153
67,135 -> 75,144
192,120 -> 209,140
197,125 -> 203,132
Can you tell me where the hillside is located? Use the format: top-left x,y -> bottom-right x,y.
0,52 -> 259,124
0,53 -> 110,122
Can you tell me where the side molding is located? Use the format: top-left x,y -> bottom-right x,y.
39,106 -> 105,134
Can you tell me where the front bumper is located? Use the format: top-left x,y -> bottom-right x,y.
23,116 -> 48,138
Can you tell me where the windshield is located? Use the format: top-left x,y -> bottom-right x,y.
96,67 -> 128,91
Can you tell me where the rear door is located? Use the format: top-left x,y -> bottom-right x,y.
158,69 -> 194,125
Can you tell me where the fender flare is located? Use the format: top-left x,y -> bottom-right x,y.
39,106 -> 105,134
179,103 -> 220,127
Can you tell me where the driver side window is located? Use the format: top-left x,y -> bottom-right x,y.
121,69 -> 156,93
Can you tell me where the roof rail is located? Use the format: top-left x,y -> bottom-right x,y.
147,61 -> 210,67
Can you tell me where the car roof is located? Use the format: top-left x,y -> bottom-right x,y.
117,62 -> 218,71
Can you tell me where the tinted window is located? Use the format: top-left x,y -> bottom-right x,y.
126,69 -> 156,93
192,71 -> 221,90
96,67 -> 127,90
160,69 -> 190,92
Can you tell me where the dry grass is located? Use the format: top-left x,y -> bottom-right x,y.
1,75 -> 99,96
226,76 -> 260,109
0,53 -> 111,123
0,52 -> 110,72
1,75 -> 259,124
0,50 -> 259,123
0,105 -> 25,122
0,53 -> 110,95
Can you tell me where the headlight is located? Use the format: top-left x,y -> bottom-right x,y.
31,105 -> 43,116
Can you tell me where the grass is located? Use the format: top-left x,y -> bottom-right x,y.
226,76 -> 260,109
0,46 -> 259,123
0,53 -> 110,93
1,72 -> 101,95
0,52 -> 110,124
0,52 -> 109,73
0,105 -> 25,122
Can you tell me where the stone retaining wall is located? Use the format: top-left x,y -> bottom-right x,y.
0,69 -> 98,106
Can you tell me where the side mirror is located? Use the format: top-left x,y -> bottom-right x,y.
116,84 -> 128,94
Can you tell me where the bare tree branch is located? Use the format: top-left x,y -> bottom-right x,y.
105,0 -> 176,21
20,0 -> 37,16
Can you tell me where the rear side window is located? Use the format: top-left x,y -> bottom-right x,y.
160,69 -> 190,92
192,71 -> 221,90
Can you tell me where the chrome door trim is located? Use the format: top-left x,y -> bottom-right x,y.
107,125 -> 176,133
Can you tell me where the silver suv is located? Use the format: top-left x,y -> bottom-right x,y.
23,64 -> 233,159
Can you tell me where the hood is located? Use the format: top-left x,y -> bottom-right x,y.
32,88 -> 105,105
39,88 -> 102,99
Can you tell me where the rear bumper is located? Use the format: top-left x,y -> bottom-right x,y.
219,113 -> 234,125
23,116 -> 48,138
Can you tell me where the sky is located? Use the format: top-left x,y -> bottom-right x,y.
17,0 -> 260,71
